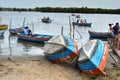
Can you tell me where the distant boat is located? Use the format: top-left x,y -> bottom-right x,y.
73,22 -> 92,27
0,24 -> 8,30
41,17 -> 52,23
76,15 -> 80,18
44,35 -> 78,63
18,33 -> 53,43
77,39 -> 109,76
9,27 -> 24,35
88,30 -> 112,39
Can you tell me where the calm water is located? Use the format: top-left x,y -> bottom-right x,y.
0,11 -> 120,57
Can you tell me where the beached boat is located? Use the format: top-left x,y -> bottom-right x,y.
77,39 -> 109,76
0,24 -> 8,30
88,30 -> 112,39
41,17 -> 52,23
73,22 -> 92,27
9,27 -> 25,35
44,35 -> 78,63
18,33 -> 53,43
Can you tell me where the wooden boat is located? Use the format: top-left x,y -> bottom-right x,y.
18,33 -> 53,43
76,15 -> 80,18
73,22 -> 92,27
41,18 -> 52,23
77,39 -> 109,76
0,24 -> 8,30
9,27 -> 24,35
88,30 -> 112,39
44,35 -> 78,63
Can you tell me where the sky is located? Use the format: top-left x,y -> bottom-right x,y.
0,0 -> 119,9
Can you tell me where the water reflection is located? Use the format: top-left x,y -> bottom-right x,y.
17,39 -> 44,52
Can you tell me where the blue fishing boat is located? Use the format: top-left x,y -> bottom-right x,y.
88,30 -> 112,39
9,27 -> 25,35
77,40 -> 109,76
44,35 -> 78,63
18,33 -> 53,43
73,22 -> 92,27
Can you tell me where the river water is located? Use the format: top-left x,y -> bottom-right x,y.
0,11 -> 120,57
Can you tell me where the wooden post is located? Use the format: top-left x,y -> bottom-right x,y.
61,26 -> 63,35
31,21 -> 34,33
23,17 -> 26,26
69,16 -> 73,39
0,17 -> 1,25
9,18 -> 12,29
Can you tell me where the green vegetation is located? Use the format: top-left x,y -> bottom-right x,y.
0,7 -> 120,14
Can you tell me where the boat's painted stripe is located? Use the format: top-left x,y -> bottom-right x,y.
46,36 -> 75,60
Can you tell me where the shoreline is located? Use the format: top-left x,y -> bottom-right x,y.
0,54 -> 120,80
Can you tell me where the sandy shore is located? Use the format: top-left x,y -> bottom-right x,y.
0,55 -> 120,80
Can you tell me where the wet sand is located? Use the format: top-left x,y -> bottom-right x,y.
0,54 -> 120,80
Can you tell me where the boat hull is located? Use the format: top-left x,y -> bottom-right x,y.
9,27 -> 24,35
88,30 -> 111,39
44,35 -> 78,63
80,44 -> 108,76
18,34 -> 53,43
49,40 -> 78,63
41,19 -> 52,23
77,40 -> 109,76
73,22 -> 92,27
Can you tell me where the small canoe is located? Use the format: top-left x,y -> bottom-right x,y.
44,35 -> 78,63
41,18 -> 52,23
9,27 -> 24,35
88,30 -> 112,39
18,33 -> 53,43
77,39 -> 109,76
73,22 -> 92,27
0,24 -> 8,30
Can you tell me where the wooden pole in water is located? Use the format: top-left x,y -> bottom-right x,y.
69,16 -> 73,39
61,26 -> 63,35
72,18 -> 75,39
31,21 -> 34,33
0,17 -> 1,25
23,17 -> 26,26
9,18 -> 12,29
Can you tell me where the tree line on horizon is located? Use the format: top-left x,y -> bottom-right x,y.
0,7 -> 120,14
